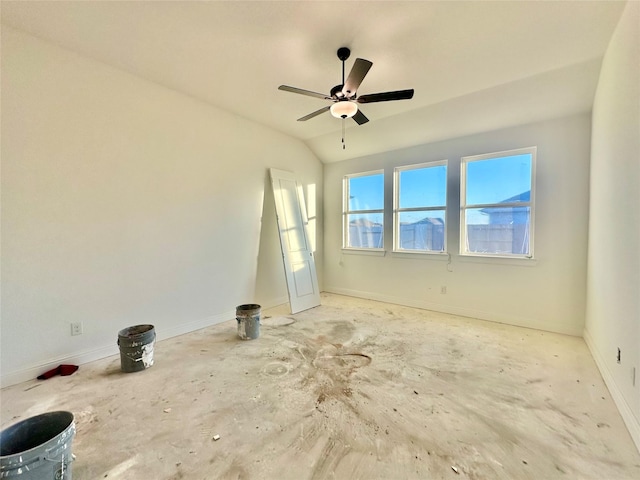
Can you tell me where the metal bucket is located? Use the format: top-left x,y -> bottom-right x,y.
236,304 -> 261,340
0,411 -> 75,479
117,324 -> 156,373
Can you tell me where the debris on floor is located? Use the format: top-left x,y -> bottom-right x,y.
4,294 -> 640,479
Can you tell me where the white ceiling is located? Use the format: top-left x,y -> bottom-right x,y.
1,1 -> 626,163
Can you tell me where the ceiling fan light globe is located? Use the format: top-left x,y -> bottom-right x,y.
330,101 -> 358,119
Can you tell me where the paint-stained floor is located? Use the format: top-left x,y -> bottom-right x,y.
2,293 -> 639,479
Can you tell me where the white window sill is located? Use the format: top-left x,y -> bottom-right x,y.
391,251 -> 449,260
341,248 -> 386,257
457,254 -> 537,266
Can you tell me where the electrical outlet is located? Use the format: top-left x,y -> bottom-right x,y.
70,322 -> 83,336
440,286 -> 447,294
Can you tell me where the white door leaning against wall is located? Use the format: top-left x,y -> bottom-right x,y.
269,168 -> 321,313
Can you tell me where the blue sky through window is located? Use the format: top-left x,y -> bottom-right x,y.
399,165 -> 447,208
348,173 -> 384,211
466,154 -> 532,205
465,153 -> 532,225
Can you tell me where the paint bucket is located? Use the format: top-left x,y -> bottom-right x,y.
0,411 -> 76,479
236,304 -> 261,340
117,324 -> 156,373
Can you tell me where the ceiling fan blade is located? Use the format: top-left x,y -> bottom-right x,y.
279,85 -> 331,100
342,58 -> 373,98
352,109 -> 369,125
357,89 -> 414,103
297,105 -> 331,122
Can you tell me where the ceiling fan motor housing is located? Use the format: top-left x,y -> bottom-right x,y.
330,84 -> 346,99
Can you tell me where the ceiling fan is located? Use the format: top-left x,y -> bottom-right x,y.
278,47 -> 414,126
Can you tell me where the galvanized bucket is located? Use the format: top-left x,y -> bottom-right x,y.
117,324 -> 156,373
236,304 -> 261,340
0,411 -> 76,479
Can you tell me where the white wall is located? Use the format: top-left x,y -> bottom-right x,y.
0,27 -> 323,387
584,0 -> 640,451
324,114 -> 591,336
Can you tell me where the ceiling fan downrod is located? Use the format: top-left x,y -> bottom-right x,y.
337,47 -> 350,88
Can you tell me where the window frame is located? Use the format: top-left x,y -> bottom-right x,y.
342,169 -> 385,251
460,146 -> 536,259
393,160 -> 448,254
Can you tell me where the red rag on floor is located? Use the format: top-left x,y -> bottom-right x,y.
59,364 -> 79,376
37,364 -> 78,380
37,366 -> 61,380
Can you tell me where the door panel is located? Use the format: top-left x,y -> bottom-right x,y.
270,169 -> 320,313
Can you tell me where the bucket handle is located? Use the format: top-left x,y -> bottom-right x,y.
43,427 -> 75,460
44,453 -> 76,464
45,453 -> 75,480
44,437 -> 76,465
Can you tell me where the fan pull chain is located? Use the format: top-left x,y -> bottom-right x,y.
342,118 -> 346,149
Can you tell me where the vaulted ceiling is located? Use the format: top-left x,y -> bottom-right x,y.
1,1 -> 626,163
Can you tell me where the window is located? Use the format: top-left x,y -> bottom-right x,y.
461,147 -> 535,257
343,171 -> 384,249
394,161 -> 447,253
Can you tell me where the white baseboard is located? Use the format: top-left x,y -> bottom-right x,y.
1,309 -> 236,389
324,286 -> 582,336
155,309 -> 236,343
584,328 -> 640,453
258,295 -> 290,311
0,343 -> 120,389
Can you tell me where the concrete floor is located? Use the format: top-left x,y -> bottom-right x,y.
2,293 -> 639,479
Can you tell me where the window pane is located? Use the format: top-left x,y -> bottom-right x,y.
398,210 -> 445,251
399,165 -> 446,208
465,206 -> 530,255
348,174 -> 384,211
347,213 -> 384,248
466,154 -> 531,205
